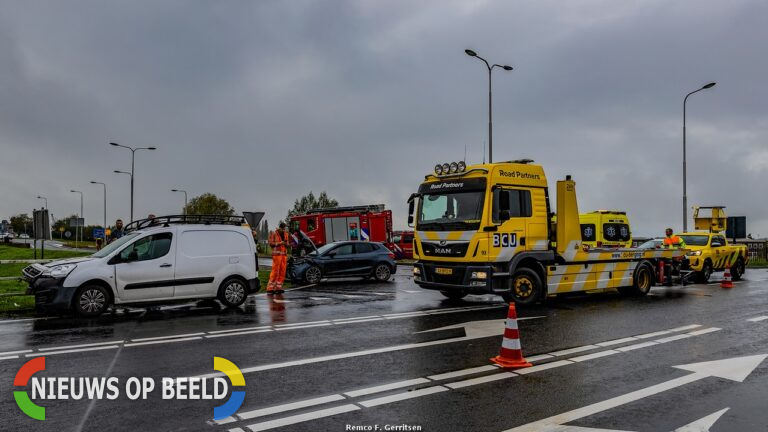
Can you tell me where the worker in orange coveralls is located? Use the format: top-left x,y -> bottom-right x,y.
267,222 -> 290,294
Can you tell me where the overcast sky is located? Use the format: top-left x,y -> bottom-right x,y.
1,0 -> 766,237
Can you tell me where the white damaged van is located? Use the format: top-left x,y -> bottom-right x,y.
23,217 -> 259,317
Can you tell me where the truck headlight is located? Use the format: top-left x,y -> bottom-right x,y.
434,164 -> 443,175
471,271 -> 487,279
413,267 -> 421,275
687,251 -> 702,257
45,264 -> 77,279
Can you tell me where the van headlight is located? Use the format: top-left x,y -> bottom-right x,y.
45,264 -> 77,279
687,251 -> 702,257
413,267 -> 421,275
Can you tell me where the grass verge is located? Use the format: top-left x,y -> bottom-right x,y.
0,245 -> 90,261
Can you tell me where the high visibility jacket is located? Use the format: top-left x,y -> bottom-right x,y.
269,230 -> 290,255
663,235 -> 686,249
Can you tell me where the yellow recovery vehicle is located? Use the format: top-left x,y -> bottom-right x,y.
408,160 -> 686,304
679,206 -> 748,283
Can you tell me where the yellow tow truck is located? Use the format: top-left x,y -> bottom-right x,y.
408,160 -> 686,304
679,206 -> 748,283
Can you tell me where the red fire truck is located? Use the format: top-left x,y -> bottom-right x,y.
392,230 -> 414,260
289,205 -> 394,250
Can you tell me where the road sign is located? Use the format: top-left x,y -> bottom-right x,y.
243,212 -> 265,228
69,217 -> 84,228
58,227 -> 65,232
64,230 -> 72,239
33,209 -> 51,240
93,228 -> 105,239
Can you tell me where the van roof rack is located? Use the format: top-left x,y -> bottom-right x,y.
305,204 -> 386,215
125,214 -> 248,232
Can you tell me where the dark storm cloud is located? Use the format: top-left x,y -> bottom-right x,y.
1,0 -> 766,237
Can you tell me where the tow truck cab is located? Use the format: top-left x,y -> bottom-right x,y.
408,160 -> 686,304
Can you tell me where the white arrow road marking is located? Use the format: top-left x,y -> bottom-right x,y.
503,355 -> 766,432
673,408 -> 729,431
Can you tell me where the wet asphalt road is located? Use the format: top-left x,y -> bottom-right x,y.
1,267 -> 768,432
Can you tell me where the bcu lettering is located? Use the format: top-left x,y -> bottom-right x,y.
493,233 -> 517,248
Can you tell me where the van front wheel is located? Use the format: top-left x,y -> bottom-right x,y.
218,277 -> 247,307
74,285 -> 111,317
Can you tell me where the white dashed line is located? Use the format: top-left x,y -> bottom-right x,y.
131,333 -> 205,342
569,350 -> 621,362
427,365 -> 500,381
38,340 -> 125,351
547,345 -> 599,357
747,316 -> 768,322
359,386 -> 449,408
27,345 -> 119,356
124,337 -> 203,347
445,372 -> 517,389
240,404 -> 360,432
237,395 -> 347,421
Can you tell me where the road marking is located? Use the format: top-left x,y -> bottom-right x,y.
214,323 -> 722,430
401,290 -> 421,293
308,297 -> 330,301
274,320 -> 330,327
445,372 -> 517,389
526,354 -> 555,362
274,323 -> 332,331
208,326 -> 272,334
616,341 -> 659,352
37,340 -> 125,351
0,355 -> 19,360
569,350 -> 620,362
124,336 -> 203,347
747,316 -> 768,322
688,327 -> 721,336
515,360 -> 574,375
26,345 -> 119,356
0,318 -> 40,324
332,315 -> 380,322
548,345 -> 600,357
655,334 -> 693,343
427,365 -> 500,381
0,349 -> 33,356
341,294 -> 367,299
239,404 -> 360,432
503,355 -> 766,431
206,329 -> 272,339
382,311 -> 428,318
344,378 -> 432,398
131,332 -> 205,342
237,395 -> 347,421
359,385 -> 449,408
596,337 -> 636,347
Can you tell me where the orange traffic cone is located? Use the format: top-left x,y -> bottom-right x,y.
491,303 -> 532,369
720,267 -> 734,289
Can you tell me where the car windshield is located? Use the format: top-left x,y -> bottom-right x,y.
310,243 -> 338,256
417,191 -> 485,231
678,235 -> 709,246
91,232 -> 142,258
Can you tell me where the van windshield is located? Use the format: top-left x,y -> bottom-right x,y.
91,232 -> 141,258
417,191 -> 484,231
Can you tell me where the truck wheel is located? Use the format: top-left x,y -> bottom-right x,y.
506,268 -> 543,306
631,263 -> 654,296
731,258 -> 745,281
698,261 -> 713,283
304,266 -> 322,284
74,285 -> 111,318
441,291 -> 467,301
218,277 -> 247,307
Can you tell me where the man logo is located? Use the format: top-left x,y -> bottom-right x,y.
14,357 -> 46,420
438,240 -> 448,246
492,233 -> 517,248
213,357 -> 246,421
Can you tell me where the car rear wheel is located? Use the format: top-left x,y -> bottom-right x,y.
218,277 -> 247,307
373,264 -> 392,282
304,266 -> 322,284
74,285 -> 111,317
731,258 -> 745,281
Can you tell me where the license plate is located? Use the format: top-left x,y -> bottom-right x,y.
435,268 -> 453,275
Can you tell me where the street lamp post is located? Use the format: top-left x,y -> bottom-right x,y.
683,82 -> 716,232
465,49 -> 513,164
110,142 -> 157,223
171,189 -> 188,215
90,181 -> 107,239
70,190 -> 83,249
36,196 -> 47,209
